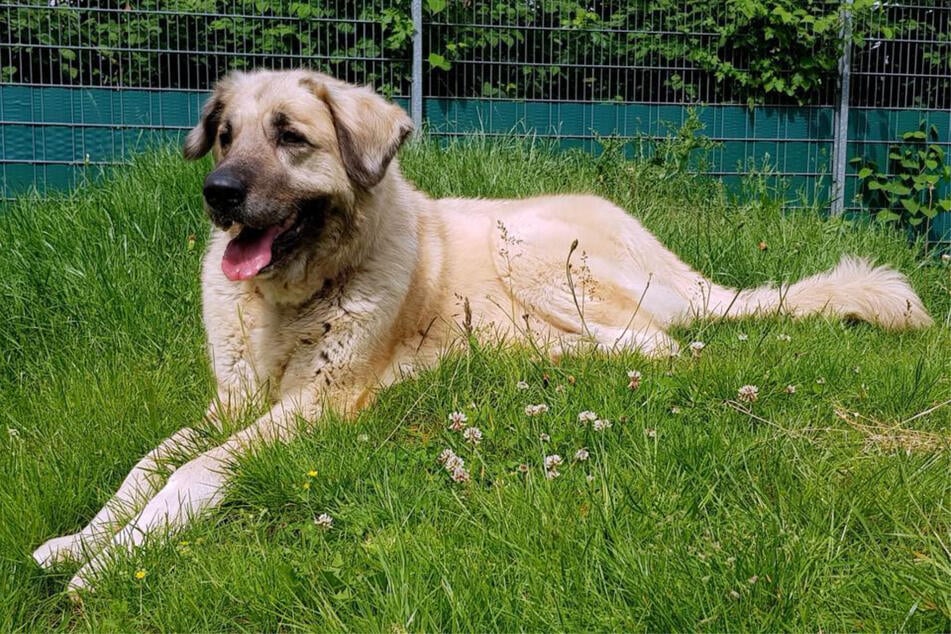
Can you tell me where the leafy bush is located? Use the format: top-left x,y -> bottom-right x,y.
851,121 -> 951,228
2,0 -> 417,95
1,0 -> 947,107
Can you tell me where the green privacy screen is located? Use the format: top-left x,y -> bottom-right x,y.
2,86 -> 949,213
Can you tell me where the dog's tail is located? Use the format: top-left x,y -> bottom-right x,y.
703,256 -> 933,330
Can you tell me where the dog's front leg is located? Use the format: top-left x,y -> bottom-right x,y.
32,426 -> 207,569
64,393 -> 320,598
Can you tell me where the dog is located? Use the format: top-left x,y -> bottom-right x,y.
32,69 -> 933,596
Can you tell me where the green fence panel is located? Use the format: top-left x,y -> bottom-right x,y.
2,87 -> 949,215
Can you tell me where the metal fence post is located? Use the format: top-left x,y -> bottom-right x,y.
831,0 -> 854,216
411,0 -> 424,133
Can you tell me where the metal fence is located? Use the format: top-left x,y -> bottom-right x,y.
1,0 -> 949,245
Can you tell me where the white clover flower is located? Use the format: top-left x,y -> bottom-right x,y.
737,384 -> 759,403
516,380 -> 530,390
357,433 -> 369,442
462,426 -> 482,445
438,448 -> 464,472
577,410 -> 598,424
737,333 -> 748,341
645,428 -> 657,438
7,428 -> 19,438
451,467 -> 471,483
544,454 -> 563,470
627,370 -> 642,390
689,341 -> 706,356
776,333 -> 791,342
586,474 -> 595,483
314,513 -> 334,529
574,448 -> 590,461
524,403 -> 549,416
784,384 -> 796,394
448,411 -> 468,431
592,418 -> 612,432
437,448 -> 456,465
539,433 -> 550,442
670,406 -> 681,414
816,377 -> 826,385
517,463 -> 530,473
545,469 -> 561,480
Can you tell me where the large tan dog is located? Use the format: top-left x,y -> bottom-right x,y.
33,69 -> 932,595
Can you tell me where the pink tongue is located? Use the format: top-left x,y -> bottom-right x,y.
222,225 -> 282,281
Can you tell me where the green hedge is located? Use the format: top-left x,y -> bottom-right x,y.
2,0 -> 948,107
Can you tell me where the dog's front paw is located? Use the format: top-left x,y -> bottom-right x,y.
32,534 -> 84,568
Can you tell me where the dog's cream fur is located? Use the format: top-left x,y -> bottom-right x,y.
33,69 -> 933,596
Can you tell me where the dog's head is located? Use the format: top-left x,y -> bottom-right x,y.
184,69 -> 413,282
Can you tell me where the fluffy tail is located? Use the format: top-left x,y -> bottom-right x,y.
706,257 -> 933,330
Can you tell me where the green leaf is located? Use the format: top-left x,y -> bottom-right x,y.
900,198 -> 920,214
59,48 -> 76,61
876,209 -> 901,223
883,182 -> 911,196
427,53 -> 451,71
857,167 -> 874,179
900,159 -> 919,171
426,0 -> 446,13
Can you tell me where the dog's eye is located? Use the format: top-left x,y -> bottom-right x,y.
218,128 -> 232,148
279,129 -> 308,146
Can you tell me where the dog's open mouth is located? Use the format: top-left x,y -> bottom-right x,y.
221,215 -> 296,281
219,198 -> 328,282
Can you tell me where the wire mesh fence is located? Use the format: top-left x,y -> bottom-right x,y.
1,1 -> 949,248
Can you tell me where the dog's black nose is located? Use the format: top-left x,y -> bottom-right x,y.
203,170 -> 247,212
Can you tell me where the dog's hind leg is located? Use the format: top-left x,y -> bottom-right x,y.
32,427 -> 206,569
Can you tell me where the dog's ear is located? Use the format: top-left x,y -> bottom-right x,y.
313,78 -> 414,189
183,74 -> 237,160
183,95 -> 222,160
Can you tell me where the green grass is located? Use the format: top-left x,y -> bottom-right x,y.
1,138 -> 950,631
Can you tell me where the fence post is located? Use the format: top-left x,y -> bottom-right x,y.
410,0 -> 423,133
831,0 -> 854,216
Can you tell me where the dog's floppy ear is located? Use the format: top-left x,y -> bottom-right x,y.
183,95 -> 222,160
183,74 -> 237,160
314,78 -> 414,189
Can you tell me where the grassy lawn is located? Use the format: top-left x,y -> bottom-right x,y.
1,138 -> 949,631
